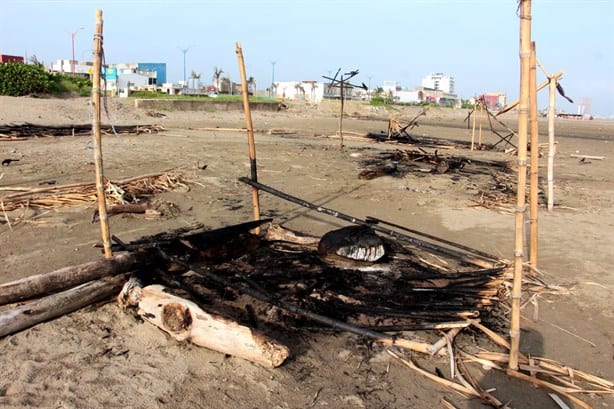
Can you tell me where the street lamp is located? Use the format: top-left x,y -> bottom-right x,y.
179,46 -> 191,88
71,26 -> 84,76
270,60 -> 276,97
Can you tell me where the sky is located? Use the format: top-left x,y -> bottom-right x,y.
1,0 -> 613,117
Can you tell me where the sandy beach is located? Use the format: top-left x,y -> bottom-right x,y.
0,95 -> 612,409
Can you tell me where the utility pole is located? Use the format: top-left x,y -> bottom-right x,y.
180,46 -> 192,88
71,26 -> 84,76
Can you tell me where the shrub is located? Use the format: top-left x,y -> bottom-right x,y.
0,62 -> 51,96
0,63 -> 92,96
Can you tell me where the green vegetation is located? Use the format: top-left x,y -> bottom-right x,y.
129,90 -> 278,104
369,96 -> 387,106
0,62 -> 92,97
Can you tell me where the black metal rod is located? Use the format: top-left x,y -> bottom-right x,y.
238,177 -> 502,266
365,216 -> 498,261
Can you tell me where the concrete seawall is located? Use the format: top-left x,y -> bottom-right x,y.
134,99 -> 284,112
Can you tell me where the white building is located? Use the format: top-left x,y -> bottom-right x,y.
50,59 -> 92,76
396,89 -> 423,104
422,73 -> 455,94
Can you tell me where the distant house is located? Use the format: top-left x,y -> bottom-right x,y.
481,92 -> 506,109
137,63 -> 166,84
0,54 -> 24,63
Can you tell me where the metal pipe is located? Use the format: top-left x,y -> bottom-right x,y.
238,177 -> 502,268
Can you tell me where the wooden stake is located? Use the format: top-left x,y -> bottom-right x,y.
510,0 -> 532,371
529,42 -> 539,269
235,42 -> 261,230
91,9 -> 112,259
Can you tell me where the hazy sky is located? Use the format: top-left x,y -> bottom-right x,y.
1,0 -> 613,117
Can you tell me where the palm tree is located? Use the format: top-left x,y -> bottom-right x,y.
310,83 -> 318,104
220,77 -> 231,94
212,67 -> 223,92
190,70 -> 201,89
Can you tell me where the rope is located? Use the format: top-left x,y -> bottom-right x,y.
100,45 -> 119,137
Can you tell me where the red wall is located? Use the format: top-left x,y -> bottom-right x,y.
0,54 -> 25,63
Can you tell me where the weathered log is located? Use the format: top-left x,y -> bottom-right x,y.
262,223 -> 320,246
0,252 -> 139,306
119,283 -> 290,368
0,274 -> 128,338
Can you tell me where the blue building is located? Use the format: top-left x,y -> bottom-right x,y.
137,62 -> 166,84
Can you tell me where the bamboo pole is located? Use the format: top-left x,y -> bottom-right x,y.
510,0 -> 532,371
536,62 -> 563,212
471,101 -> 477,150
478,101 -> 484,147
547,75 -> 557,211
338,77 -> 345,149
529,42 -> 539,269
91,9 -> 112,259
235,42 -> 261,229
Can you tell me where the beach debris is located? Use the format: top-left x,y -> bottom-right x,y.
0,123 -> 165,139
1,158 -> 20,166
386,109 -> 426,140
0,171 -> 187,216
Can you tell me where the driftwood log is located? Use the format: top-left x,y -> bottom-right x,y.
0,274 -> 128,338
119,282 -> 290,368
0,252 -> 138,306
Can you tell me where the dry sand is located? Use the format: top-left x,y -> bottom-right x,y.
0,95 -> 612,408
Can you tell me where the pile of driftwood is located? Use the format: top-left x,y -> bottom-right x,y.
0,171 -> 186,226
0,123 -> 165,139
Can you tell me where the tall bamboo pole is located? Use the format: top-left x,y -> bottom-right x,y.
510,0 -> 532,371
529,41 -> 539,269
91,9 -> 112,259
547,75 -> 557,211
339,77 -> 345,149
235,42 -> 261,228
478,101 -> 484,147
471,101 -> 477,150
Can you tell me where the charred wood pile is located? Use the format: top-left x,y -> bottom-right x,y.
357,149 -> 545,211
0,123 -> 165,139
